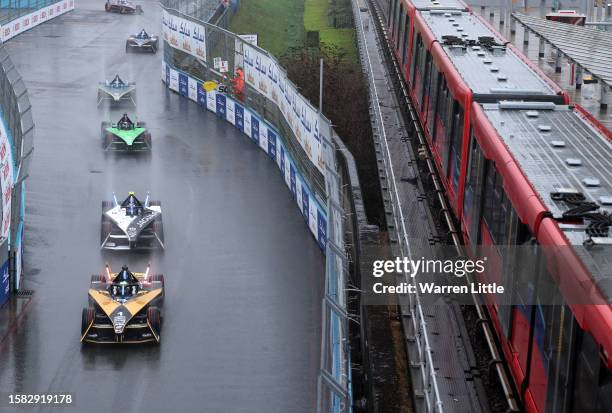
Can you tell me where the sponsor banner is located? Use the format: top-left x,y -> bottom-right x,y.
317,212 -> 327,250
226,99 -> 235,126
197,82 -> 206,106
0,0 -> 75,42
296,177 -> 302,210
258,122 -> 268,152
0,116 -> 15,241
244,109 -> 252,139
242,43 -> 325,174
206,89 -> 216,112
235,104 -> 244,132
178,73 -> 189,97
169,68 -> 179,92
302,187 -> 309,223
215,93 -> 226,118
268,129 -> 277,161
251,117 -> 259,143
308,199 -> 318,238
0,259 -> 8,307
161,9 -> 207,61
188,77 -> 198,102
290,165 -> 296,197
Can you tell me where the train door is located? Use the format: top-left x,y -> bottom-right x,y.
400,10 -> 410,75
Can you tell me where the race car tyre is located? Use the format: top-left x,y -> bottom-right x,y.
91,274 -> 106,285
143,132 -> 152,149
81,307 -> 95,337
101,201 -> 114,213
147,306 -> 161,337
148,274 -> 164,299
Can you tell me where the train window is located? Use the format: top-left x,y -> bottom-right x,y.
394,2 -> 402,43
389,0 -> 396,31
410,33 -> 421,87
482,163 -> 508,244
448,103 -> 464,190
396,6 -> 405,49
434,77 -> 448,143
401,13 -> 410,65
427,69 -> 440,138
573,331 -> 607,412
420,52 -> 432,107
464,131 -> 485,246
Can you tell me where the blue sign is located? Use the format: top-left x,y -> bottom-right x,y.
165,65 -> 170,85
290,165 -> 296,196
178,73 -> 189,97
302,187 -> 309,223
251,117 -> 259,143
235,104 -> 244,132
267,129 -> 277,161
317,212 -> 327,250
216,94 -> 226,118
197,83 -> 206,106
280,147 -> 285,175
0,260 -> 9,307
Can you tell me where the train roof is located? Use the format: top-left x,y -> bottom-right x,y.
481,102 -> 612,298
420,10 -> 558,99
410,0 -> 467,10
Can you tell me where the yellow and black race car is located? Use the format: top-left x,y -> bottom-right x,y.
81,265 -> 164,344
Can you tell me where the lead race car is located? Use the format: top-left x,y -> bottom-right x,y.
104,0 -> 142,14
101,113 -> 151,152
97,74 -> 136,107
101,192 -> 164,251
126,29 -> 158,53
81,264 -> 164,344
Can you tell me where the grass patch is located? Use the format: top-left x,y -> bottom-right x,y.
304,0 -> 356,62
229,0 -> 305,58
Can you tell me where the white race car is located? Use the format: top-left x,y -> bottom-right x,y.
101,192 -> 164,250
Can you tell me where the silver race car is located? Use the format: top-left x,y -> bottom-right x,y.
126,29 -> 159,53
97,74 -> 136,107
105,0 -> 143,14
101,192 -> 164,251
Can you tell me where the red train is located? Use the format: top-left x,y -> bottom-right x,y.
384,0 -> 612,411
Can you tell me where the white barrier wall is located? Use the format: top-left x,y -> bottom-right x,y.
162,61 -> 328,252
0,0 -> 75,42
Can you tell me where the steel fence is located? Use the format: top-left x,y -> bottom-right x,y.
160,1 -> 350,411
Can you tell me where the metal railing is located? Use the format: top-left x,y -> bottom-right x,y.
160,2 -> 350,411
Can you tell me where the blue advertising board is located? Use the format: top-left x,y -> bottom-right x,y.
235,104 -> 244,132
302,187 -> 309,223
290,165 -> 296,196
267,129 -> 276,161
215,93 -> 226,118
197,83 -> 206,107
317,212 -> 327,251
178,73 -> 189,97
251,117 -> 259,143
0,259 -> 9,307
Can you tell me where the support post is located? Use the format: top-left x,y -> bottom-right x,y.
575,65 -> 583,90
523,28 -> 530,45
601,85 -> 608,110
319,58 -> 324,113
511,16 -> 517,34
555,49 -> 563,73
538,36 -> 545,58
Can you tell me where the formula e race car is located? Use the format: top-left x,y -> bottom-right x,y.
97,74 -> 136,107
100,192 -> 164,251
104,0 -> 142,14
81,264 -> 164,344
101,113 -> 151,152
126,29 -> 158,53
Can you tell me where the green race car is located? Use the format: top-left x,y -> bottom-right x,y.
101,113 -> 151,152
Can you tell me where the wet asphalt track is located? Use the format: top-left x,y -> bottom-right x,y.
0,1 -> 324,412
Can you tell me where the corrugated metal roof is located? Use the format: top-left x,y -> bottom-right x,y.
512,12 -> 612,88
421,11 -> 558,98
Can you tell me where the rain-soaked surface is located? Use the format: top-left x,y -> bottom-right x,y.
0,1 -> 324,411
